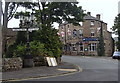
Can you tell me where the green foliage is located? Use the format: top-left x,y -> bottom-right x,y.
31,26 -> 63,57
30,41 -> 46,56
12,2 -> 84,58
97,37 -> 105,56
112,14 -> 120,51
15,32 -> 27,45
35,2 -> 85,26
13,44 -> 26,58
5,44 -> 17,58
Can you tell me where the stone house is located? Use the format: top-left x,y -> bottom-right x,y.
58,12 -> 114,56
4,28 -> 17,50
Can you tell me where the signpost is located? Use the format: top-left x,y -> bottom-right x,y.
12,27 -> 39,67
12,28 -> 39,32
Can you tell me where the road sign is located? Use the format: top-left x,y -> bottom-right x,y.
12,28 -> 39,32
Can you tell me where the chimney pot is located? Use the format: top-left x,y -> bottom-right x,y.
96,14 -> 100,20
87,12 -> 91,15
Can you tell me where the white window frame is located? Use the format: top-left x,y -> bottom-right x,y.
72,44 -> 77,51
79,43 -> 84,52
89,43 -> 97,52
79,29 -> 83,37
91,30 -> 95,37
91,21 -> 95,26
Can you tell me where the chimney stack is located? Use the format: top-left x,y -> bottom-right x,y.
87,12 -> 91,16
96,14 -> 100,20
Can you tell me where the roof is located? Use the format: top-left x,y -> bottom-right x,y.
84,15 -> 98,20
83,14 -> 107,24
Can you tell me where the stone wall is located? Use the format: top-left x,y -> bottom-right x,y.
2,57 -> 23,72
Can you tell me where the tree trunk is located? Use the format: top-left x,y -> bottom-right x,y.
2,2 -> 9,55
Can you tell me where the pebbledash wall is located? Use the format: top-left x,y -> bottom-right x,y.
58,12 -> 114,56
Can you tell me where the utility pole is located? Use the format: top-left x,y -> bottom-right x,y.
0,1 -> 2,73
0,1 -> 2,58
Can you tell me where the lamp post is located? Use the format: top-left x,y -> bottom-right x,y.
19,11 -> 35,67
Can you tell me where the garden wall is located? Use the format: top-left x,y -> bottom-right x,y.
2,57 -> 23,72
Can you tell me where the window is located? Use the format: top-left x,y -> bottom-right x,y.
79,22 -> 83,26
91,30 -> 95,37
73,29 -> 77,37
61,27 -> 63,29
68,25 -> 69,28
80,43 -> 84,52
89,43 -> 97,51
79,29 -> 83,37
72,44 -> 77,51
67,28 -> 72,36
91,21 -> 94,26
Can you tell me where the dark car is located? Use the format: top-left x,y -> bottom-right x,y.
112,51 -> 120,59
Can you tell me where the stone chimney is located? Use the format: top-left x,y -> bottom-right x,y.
96,14 -> 100,20
87,12 -> 91,16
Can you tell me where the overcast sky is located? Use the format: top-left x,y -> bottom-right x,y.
8,0 -> 120,37
78,0 -> 120,30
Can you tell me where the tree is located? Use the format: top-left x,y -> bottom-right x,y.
1,1 -> 20,54
7,1 -> 85,66
31,2 -> 85,58
112,14 -> 120,51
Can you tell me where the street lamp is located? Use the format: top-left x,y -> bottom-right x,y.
19,11 -> 35,67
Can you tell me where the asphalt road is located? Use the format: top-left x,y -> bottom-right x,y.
5,55 -> 119,83
26,55 -> 119,81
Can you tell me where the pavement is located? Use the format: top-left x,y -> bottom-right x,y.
1,62 -> 81,82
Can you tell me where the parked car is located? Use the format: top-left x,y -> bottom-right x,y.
112,51 -> 120,59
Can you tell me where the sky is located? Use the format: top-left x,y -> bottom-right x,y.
8,0 -> 120,37
79,0 -> 120,29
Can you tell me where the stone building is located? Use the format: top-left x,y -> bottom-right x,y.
2,28 -> 17,53
58,12 -> 114,56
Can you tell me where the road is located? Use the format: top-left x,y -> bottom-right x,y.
25,55 -> 119,81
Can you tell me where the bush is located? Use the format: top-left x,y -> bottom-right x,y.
13,41 -> 54,58
13,44 -> 26,58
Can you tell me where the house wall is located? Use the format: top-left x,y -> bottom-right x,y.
59,13 -> 114,56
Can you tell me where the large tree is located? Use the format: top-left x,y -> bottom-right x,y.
112,14 -> 120,51
1,1 -> 20,54
14,1 -> 85,56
